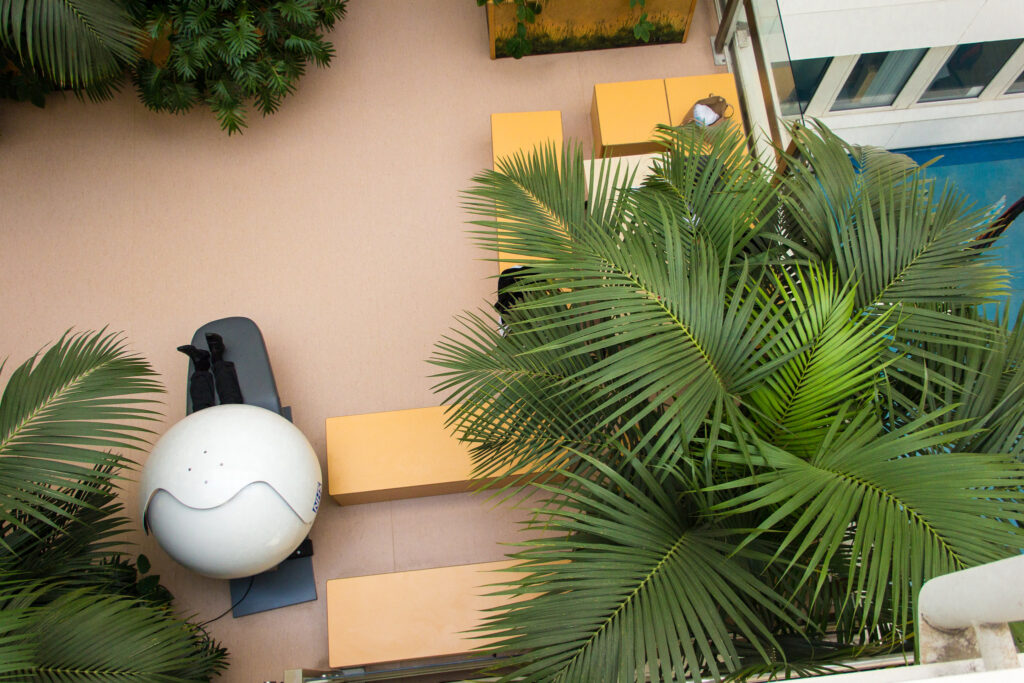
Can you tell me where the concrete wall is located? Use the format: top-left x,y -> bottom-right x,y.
778,0 -> 1024,60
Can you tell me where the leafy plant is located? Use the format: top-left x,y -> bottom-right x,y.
432,121 -> 1024,680
0,330 -> 228,681
128,0 -> 347,134
0,0 -> 346,133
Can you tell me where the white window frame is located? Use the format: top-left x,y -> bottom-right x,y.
989,42 -> 1024,99
778,39 -> 1024,121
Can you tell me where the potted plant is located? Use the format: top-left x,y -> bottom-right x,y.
480,0 -> 698,59
432,121 -> 1024,680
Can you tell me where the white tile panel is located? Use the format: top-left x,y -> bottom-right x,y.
779,0 -> 1023,60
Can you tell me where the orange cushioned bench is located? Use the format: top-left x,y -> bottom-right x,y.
326,560 -> 517,668
490,110 -> 563,272
591,73 -> 741,158
490,110 -> 562,169
327,405 -> 484,506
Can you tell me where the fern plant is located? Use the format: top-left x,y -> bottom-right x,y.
0,330 -> 228,681
128,0 -> 346,133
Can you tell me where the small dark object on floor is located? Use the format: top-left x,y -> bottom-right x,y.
206,332 -> 244,404
177,345 -> 216,410
496,265 -> 533,318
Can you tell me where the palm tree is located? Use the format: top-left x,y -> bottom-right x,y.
0,330 -> 228,682
431,121 -> 1024,681
0,0 -> 142,105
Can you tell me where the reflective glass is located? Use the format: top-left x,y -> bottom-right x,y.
831,49 -> 927,111
775,57 -> 832,116
1007,69 -> 1024,95
921,39 -> 1023,102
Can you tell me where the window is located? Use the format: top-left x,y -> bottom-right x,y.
831,49 -> 927,111
920,39 -> 1024,102
1008,69 -> 1024,95
775,57 -> 832,116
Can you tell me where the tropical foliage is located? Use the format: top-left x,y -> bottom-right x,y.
431,121 -> 1024,681
0,0 -> 141,104
127,0 -> 347,134
0,330 -> 228,681
0,0 -> 346,133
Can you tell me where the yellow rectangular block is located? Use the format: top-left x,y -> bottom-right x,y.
490,111 -> 563,273
490,110 -> 563,169
327,405 -> 485,505
664,73 -> 742,130
591,79 -> 670,157
327,561 -> 517,668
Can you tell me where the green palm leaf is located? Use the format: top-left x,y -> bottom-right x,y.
932,302 -> 1024,455
0,330 -> 162,553
0,474 -> 130,582
464,142 -> 602,265
0,582 -> 35,676
779,122 -> 1007,309
479,455 -> 797,682
0,0 -> 141,88
714,405 -> 1024,632
432,308 -> 603,481
639,122 -> 782,264
0,584 -> 226,682
747,264 -> 891,455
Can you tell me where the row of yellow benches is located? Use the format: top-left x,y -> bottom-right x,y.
325,72 -> 738,671
490,73 -> 740,162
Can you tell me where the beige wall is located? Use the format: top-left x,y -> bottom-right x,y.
0,1 -> 722,680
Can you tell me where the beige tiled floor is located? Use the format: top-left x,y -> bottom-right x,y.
0,1 -> 723,680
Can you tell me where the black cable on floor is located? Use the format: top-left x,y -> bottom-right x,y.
199,575 -> 255,627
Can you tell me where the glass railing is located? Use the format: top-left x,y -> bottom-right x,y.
747,0 -> 809,121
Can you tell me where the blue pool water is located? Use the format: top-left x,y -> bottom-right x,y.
894,137 -> 1024,321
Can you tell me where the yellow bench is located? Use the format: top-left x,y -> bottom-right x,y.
490,110 -> 562,170
591,73 -> 741,158
327,405 -> 490,505
490,111 -> 563,272
326,560 -> 516,668
591,78 -> 671,158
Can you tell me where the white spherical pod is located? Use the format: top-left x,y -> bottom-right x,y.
140,404 -> 322,579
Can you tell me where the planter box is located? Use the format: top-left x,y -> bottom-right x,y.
486,0 -> 699,59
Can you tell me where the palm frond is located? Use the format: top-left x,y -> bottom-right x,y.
933,301 -> 1024,455
479,456 -> 797,682
0,472 -> 129,581
0,0 -> 141,88
0,585 -> 227,682
779,121 -> 1007,309
0,330 -> 162,553
508,219 -> 789,462
713,404 -> 1024,632
432,309 -> 603,480
747,264 -> 891,455
0,581 -> 35,676
464,142 -> 595,264
639,122 -> 782,264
